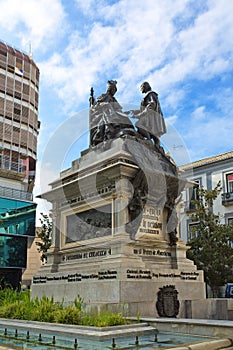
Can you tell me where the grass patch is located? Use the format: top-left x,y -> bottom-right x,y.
0,289 -> 129,326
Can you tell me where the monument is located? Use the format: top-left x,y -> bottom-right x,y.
32,81 -> 206,317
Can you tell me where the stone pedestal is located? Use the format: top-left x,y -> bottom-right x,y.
32,137 -> 206,317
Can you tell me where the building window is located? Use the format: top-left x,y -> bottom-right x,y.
188,223 -> 199,240
188,180 -> 200,210
0,197 -> 36,236
16,58 -> 22,70
226,173 -> 233,193
228,218 -> 233,226
226,218 -> 233,247
14,107 -> 20,116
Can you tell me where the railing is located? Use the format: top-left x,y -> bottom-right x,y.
221,192 -> 233,206
0,185 -> 32,201
0,38 -> 30,56
183,200 -> 198,212
0,159 -> 26,173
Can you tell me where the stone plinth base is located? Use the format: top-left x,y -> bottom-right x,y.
32,239 -> 205,317
33,138 -> 206,317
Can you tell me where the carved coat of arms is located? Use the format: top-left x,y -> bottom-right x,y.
156,285 -> 180,317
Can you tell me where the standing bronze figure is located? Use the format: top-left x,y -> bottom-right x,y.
131,81 -> 166,150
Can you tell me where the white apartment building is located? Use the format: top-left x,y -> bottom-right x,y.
179,151 -> 233,242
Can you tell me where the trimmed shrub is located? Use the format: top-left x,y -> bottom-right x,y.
0,288 -> 129,327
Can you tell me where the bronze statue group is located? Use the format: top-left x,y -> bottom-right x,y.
89,80 -> 179,246
89,80 -> 166,153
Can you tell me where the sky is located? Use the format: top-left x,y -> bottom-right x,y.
0,0 -> 233,217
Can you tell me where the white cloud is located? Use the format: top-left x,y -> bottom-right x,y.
2,0 -> 233,166
165,115 -> 178,126
38,110 -> 89,187
161,119 -> 191,166
38,0 -> 190,109
191,106 -> 207,120
0,0 -> 66,51
183,113 -> 233,161
33,0 -> 233,169
162,88 -> 186,111
214,87 -> 233,116
176,0 -> 233,79
34,160 -> 53,224
36,0 -> 233,115
2,0 -> 233,113
34,109 -> 89,224
74,0 -> 105,14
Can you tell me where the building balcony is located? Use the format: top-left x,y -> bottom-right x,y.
183,201 -> 198,213
0,167 -> 25,181
0,185 -> 32,201
222,192 -> 233,206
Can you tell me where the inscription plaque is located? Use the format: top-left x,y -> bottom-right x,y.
138,206 -> 163,235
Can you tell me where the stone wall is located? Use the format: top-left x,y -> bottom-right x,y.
181,299 -> 233,320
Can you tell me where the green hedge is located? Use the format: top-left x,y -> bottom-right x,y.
0,289 -> 128,326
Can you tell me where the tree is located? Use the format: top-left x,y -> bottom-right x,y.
187,181 -> 233,297
36,213 -> 52,263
